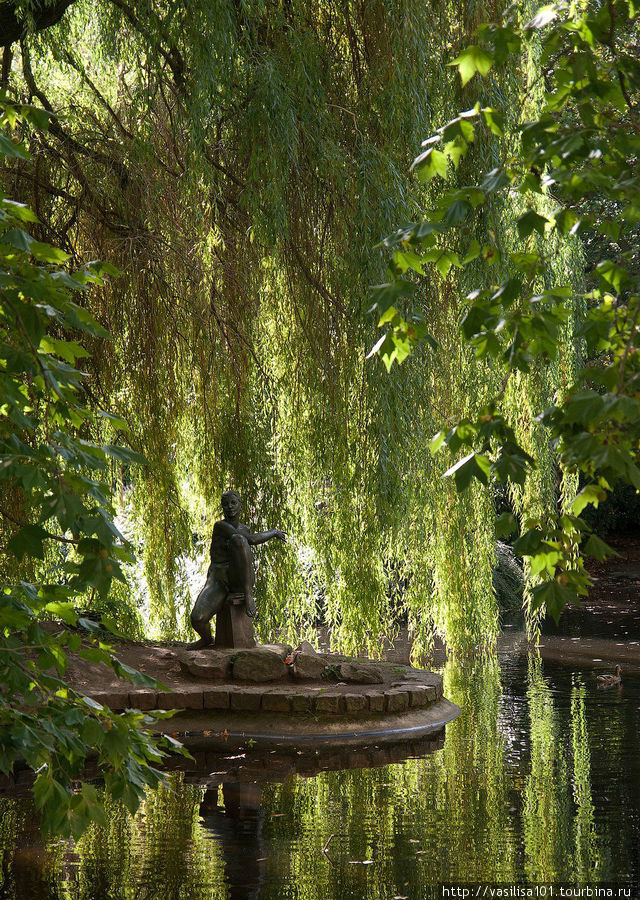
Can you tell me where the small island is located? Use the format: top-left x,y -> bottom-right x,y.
76,637 -> 459,751
70,492 -> 456,750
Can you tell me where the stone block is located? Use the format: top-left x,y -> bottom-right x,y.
367,691 -> 386,713
261,643 -> 293,661
290,693 -> 313,714
178,649 -> 233,681
408,686 -> 430,708
292,649 -> 328,681
315,693 -> 341,714
230,690 -> 262,712
386,690 -> 409,714
158,688 -> 203,710
339,662 -> 384,685
89,690 -> 128,710
412,671 -> 443,698
214,604 -> 256,649
203,688 -> 230,709
344,694 -> 367,714
232,648 -> 288,683
262,692 -> 292,713
128,689 -> 158,710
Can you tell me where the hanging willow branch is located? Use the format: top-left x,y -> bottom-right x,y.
2,0 -> 586,654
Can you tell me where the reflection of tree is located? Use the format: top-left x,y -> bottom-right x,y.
522,657 -> 606,882
255,657 -> 517,896
523,655 -> 573,880
0,798 -> 64,899
571,677 -> 601,880
71,776 -> 226,900
74,795 -> 133,899
424,657 -> 518,882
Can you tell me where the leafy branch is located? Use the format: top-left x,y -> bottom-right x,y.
368,0 -> 640,623
0,96 -> 188,837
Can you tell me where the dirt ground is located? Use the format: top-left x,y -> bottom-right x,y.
65,641 -> 192,695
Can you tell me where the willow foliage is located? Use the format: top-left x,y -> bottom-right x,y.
2,0 -> 583,652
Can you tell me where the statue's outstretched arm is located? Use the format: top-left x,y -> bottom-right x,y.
246,529 -> 286,546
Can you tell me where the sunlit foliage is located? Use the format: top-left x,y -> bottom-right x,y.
2,0 -> 611,651
371,1 -> 640,626
0,98 -> 187,836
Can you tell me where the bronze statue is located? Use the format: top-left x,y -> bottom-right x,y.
188,491 -> 286,649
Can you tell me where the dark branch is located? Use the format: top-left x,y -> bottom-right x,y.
108,0 -> 185,89
0,0 -> 76,48
0,506 -> 78,544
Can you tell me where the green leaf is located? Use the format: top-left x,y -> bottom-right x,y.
1,200 -> 39,223
82,697 -> 105,713
461,239 -> 481,265
525,6 -> 558,29
18,301 -> 46,345
1,228 -> 34,252
517,210 -> 549,239
481,107 -> 504,135
44,601 -> 79,625
595,260 -> 628,293
30,242 -> 71,264
531,578 -> 576,623
411,148 -> 448,183
39,337 -> 92,363
450,46 -> 494,86
495,512 -> 517,538
102,445 -> 147,466
443,452 -> 490,490
583,534 -> 619,561
571,484 -> 606,515
369,279 -> 418,312
112,660 -> 160,687
494,451 -> 530,486
7,525 -> 49,561
429,430 -> 446,454
433,250 -> 460,278
513,528 -> 545,556
481,169 -> 509,193
393,249 -> 425,276
378,305 -> 398,326
0,133 -> 30,159
366,332 -> 388,360
443,200 -> 471,226
529,548 -> 562,577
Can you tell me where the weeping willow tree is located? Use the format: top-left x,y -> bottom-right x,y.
0,0 -> 582,652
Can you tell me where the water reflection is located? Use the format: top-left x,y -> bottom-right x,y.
570,677 -> 599,881
199,783 -> 265,900
523,655 -> 574,880
0,651 -> 638,899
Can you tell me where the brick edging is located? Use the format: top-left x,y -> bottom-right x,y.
88,678 -> 444,716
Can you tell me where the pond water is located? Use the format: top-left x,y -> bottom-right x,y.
1,631 -> 638,900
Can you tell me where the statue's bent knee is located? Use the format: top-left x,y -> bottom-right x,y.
191,608 -> 205,627
230,532 -> 249,548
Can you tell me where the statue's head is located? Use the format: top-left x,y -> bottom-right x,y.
221,490 -> 242,520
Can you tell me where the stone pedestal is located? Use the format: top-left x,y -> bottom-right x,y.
214,594 -> 256,649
